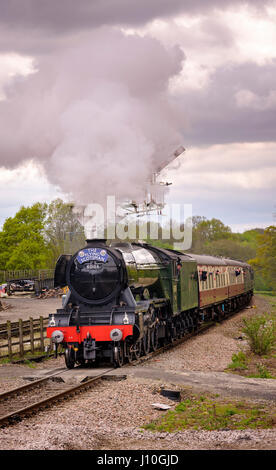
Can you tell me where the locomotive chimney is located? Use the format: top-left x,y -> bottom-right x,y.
85,239 -> 107,247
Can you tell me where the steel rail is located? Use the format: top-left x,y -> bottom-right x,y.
0,367 -> 115,427
0,368 -> 69,401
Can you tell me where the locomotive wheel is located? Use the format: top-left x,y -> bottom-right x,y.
150,326 -> 159,351
176,322 -> 182,339
143,331 -> 151,355
117,345 -> 124,367
133,340 -> 142,359
179,321 -> 185,337
113,343 -> 124,367
65,347 -> 75,369
127,344 -> 135,363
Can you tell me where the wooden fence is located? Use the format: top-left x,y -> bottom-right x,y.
0,316 -> 53,359
0,269 -> 54,284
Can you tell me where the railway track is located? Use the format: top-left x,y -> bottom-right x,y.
0,367 -> 115,428
0,308 -> 240,429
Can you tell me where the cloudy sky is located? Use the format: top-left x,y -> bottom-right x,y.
0,0 -> 275,231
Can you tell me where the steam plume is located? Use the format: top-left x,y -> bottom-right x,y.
0,28 -> 185,206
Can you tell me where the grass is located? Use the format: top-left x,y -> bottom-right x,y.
226,293 -> 276,379
248,363 -> 275,379
228,351 -> 248,370
0,357 -> 10,364
143,393 -> 276,432
243,293 -> 276,356
242,313 -> 275,356
0,347 -> 63,366
254,291 -> 276,308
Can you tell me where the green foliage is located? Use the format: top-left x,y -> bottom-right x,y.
184,217 -> 264,268
44,199 -> 85,267
190,217 -> 232,253
254,270 -> 273,291
203,239 -> 255,262
228,351 -> 248,370
250,364 -> 274,379
249,226 -> 276,291
143,394 -> 273,431
0,199 -> 85,270
238,228 -> 264,248
146,239 -> 173,250
6,238 -> 50,270
242,314 -> 276,356
0,203 -> 49,270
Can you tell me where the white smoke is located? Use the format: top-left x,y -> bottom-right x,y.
0,28 -> 185,206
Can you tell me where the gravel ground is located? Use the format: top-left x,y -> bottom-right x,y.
0,375 -> 27,393
0,355 -> 66,393
143,295 -> 268,372
0,294 -> 276,450
0,376 -> 276,450
0,295 -> 61,323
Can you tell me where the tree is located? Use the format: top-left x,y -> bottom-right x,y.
0,203 -> 49,270
250,226 -> 276,291
6,238 -> 50,270
0,199 -> 86,271
187,217 -> 232,253
44,199 -> 85,267
203,238 -> 256,261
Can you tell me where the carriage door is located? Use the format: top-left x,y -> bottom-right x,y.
172,259 -> 182,314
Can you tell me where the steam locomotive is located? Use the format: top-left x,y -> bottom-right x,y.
47,239 -> 254,368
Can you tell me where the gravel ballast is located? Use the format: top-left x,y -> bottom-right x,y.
0,295 -> 275,450
0,377 -> 276,450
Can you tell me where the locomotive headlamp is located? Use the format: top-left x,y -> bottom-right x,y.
110,328 -> 123,342
51,330 -> 64,343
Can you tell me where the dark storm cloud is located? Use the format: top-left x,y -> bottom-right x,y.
0,0 -> 272,29
177,61 -> 276,146
0,0 -> 274,53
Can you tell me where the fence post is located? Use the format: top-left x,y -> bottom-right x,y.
30,317 -> 34,355
40,316 -> 44,352
19,318 -> 24,357
7,320 -> 12,359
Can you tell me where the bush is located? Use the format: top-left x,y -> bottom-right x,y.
228,351 -> 248,370
256,364 -> 273,379
242,314 -> 276,356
